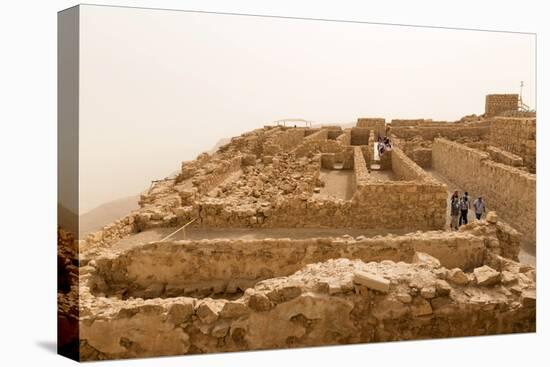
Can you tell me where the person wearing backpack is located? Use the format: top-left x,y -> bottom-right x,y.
459,191 -> 471,226
450,191 -> 460,230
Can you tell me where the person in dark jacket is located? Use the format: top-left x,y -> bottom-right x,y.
450,191 -> 460,230
459,191 -> 471,226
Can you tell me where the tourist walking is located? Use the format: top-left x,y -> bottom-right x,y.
459,191 -> 470,226
473,196 -> 486,220
450,191 -> 460,230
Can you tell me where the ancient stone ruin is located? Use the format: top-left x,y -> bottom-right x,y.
58,94 -> 536,360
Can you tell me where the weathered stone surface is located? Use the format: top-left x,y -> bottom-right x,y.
353,271 -> 390,293
486,211 -> 498,224
435,279 -> 452,296
412,252 -> 441,268
196,301 -> 222,324
447,268 -> 469,286
474,265 -> 501,286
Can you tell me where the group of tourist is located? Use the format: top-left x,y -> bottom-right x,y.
377,135 -> 392,156
449,191 -> 486,230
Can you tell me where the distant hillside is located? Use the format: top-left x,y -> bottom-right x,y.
79,195 -> 140,237
78,139 -> 228,238
58,203 -> 78,235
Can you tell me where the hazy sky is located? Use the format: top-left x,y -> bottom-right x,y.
78,5 -> 535,213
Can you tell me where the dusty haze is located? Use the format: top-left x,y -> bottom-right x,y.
78,5 -> 535,214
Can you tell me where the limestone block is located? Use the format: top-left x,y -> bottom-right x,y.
247,292 -> 273,312
196,301 -> 222,324
353,271 -> 390,293
220,301 -> 249,318
411,297 -> 433,316
168,302 -> 195,325
412,252 -> 441,268
211,323 -> 230,338
473,265 -> 501,286
447,268 -> 469,286
486,211 -> 498,224
435,279 -> 452,296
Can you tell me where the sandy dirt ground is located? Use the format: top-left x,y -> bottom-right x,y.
315,169 -> 354,200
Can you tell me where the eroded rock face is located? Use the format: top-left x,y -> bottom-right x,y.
78,253 -> 535,361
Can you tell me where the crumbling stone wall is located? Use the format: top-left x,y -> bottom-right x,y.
490,117 -> 536,172
92,229 -> 493,299
294,139 -> 354,166
432,138 -> 535,243
263,128 -> 306,155
485,94 -> 518,117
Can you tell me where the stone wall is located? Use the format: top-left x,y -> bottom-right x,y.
485,94 -> 518,117
391,147 -> 436,182
93,230 -> 491,298
303,128 -> 328,141
432,138 -> 536,243
294,139 -> 353,163
352,146 -> 369,189
350,127 -> 370,146
336,129 -> 351,145
357,118 -> 386,136
490,117 -> 536,172
391,124 -> 489,141
263,128 -> 306,155
352,147 -> 447,230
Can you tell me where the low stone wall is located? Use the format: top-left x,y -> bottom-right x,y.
485,94 -> 518,117
490,117 -> 536,172
93,230 -> 490,298
391,124 -> 489,141
432,138 -> 536,243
